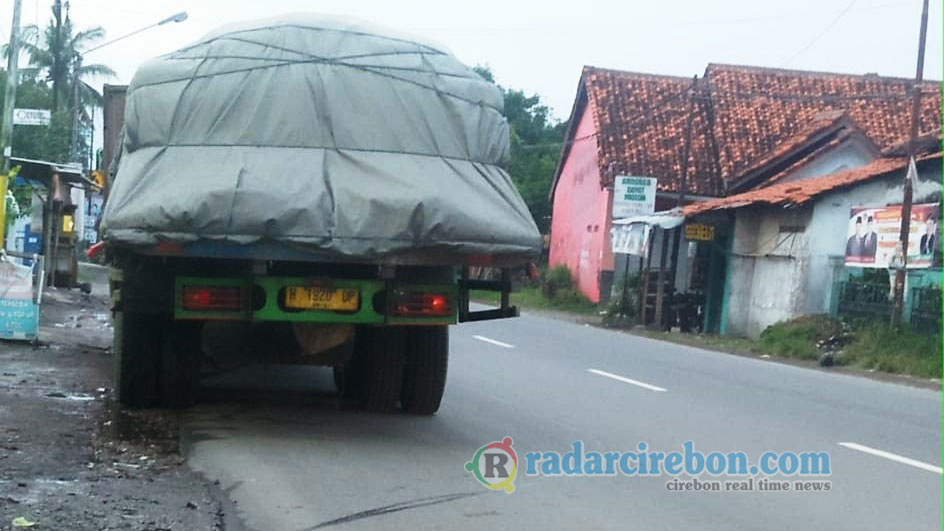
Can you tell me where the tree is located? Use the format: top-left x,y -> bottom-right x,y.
473,65 -> 566,233
18,7 -> 115,111
1,4 -> 114,164
0,72 -> 72,162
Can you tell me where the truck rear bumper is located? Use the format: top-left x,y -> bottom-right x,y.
174,276 -> 461,325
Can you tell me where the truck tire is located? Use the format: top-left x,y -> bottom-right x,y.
113,309 -> 162,408
159,320 -> 204,407
400,326 -> 448,415
357,327 -> 406,413
111,255 -> 175,408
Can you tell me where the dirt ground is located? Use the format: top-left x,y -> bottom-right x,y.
0,276 -> 226,531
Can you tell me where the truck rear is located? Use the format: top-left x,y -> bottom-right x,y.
99,15 -> 541,413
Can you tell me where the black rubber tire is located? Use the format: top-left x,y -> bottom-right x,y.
357,327 -> 406,413
401,326 -> 449,415
332,366 -> 344,392
159,319 -> 204,408
113,309 -> 162,408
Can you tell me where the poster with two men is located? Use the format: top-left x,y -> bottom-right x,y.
844,203 -> 940,268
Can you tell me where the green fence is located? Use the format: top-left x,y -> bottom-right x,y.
910,286 -> 942,333
836,281 -> 891,319
836,281 -> 941,333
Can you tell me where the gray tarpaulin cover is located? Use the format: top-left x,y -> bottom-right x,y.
102,14 -> 540,265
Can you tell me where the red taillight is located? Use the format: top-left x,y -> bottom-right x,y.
391,291 -> 454,317
181,286 -> 243,312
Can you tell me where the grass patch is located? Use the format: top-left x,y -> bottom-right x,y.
748,315 -> 940,379
470,286 -> 599,314
841,323 -> 942,379
756,315 -> 840,361
636,314 -> 941,380
469,264 -> 599,315
635,329 -> 758,355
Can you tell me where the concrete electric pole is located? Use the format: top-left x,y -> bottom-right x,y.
890,0 -> 930,327
1,0 -> 24,174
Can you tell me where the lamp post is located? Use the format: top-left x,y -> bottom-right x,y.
70,11 -> 188,164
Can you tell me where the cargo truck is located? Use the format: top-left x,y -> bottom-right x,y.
99,15 -> 541,414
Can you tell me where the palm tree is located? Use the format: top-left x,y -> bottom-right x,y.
17,7 -> 115,112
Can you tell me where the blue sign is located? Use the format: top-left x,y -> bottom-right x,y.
0,298 -> 38,340
0,260 -> 38,341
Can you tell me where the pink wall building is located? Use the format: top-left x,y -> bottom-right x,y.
548,104 -> 613,303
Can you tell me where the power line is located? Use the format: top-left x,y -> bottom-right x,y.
780,0 -> 859,67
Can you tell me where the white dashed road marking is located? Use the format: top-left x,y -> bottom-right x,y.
587,368 -> 667,393
473,335 -> 515,349
838,442 -> 943,474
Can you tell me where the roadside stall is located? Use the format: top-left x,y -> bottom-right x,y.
7,157 -> 94,288
612,209 -> 728,333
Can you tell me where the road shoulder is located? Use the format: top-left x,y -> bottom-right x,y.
0,287 -> 224,530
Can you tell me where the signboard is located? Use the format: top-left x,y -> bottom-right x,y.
611,222 -> 650,256
612,176 -> 657,219
0,259 -> 38,340
84,192 -> 104,244
844,203 -> 940,269
13,108 -> 51,126
685,223 -> 715,241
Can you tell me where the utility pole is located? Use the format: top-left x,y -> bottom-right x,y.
890,0 -> 929,327
0,0 -> 23,245
664,75 -> 698,330
70,55 -> 82,164
1,0 -> 23,174
69,10 -> 188,167
51,0 -> 63,112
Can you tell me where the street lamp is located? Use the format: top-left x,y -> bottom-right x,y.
70,11 -> 189,164
81,12 -> 188,57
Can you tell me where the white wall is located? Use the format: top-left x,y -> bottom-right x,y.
723,158 -> 942,338
724,205 -> 813,338
778,137 -> 877,185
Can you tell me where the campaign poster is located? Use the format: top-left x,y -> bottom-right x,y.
844,203 -> 940,269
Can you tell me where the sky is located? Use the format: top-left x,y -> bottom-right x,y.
1,0 -> 941,123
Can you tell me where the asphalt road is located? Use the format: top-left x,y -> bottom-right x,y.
182,309 -> 942,531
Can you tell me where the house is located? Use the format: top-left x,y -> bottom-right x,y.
682,140 -> 942,338
548,63 -> 942,304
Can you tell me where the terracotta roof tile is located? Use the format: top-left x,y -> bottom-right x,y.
726,111 -> 871,188
706,64 -> 941,181
559,63 -> 942,198
582,66 -> 722,196
682,152 -> 942,217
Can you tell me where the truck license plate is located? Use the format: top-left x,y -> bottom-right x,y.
284,286 -> 360,311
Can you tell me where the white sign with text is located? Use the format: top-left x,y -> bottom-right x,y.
13,108 -> 51,126
612,176 -> 656,219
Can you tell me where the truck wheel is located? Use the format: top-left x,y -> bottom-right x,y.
401,326 -> 448,415
159,320 -> 204,407
113,309 -> 162,408
357,327 -> 406,413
